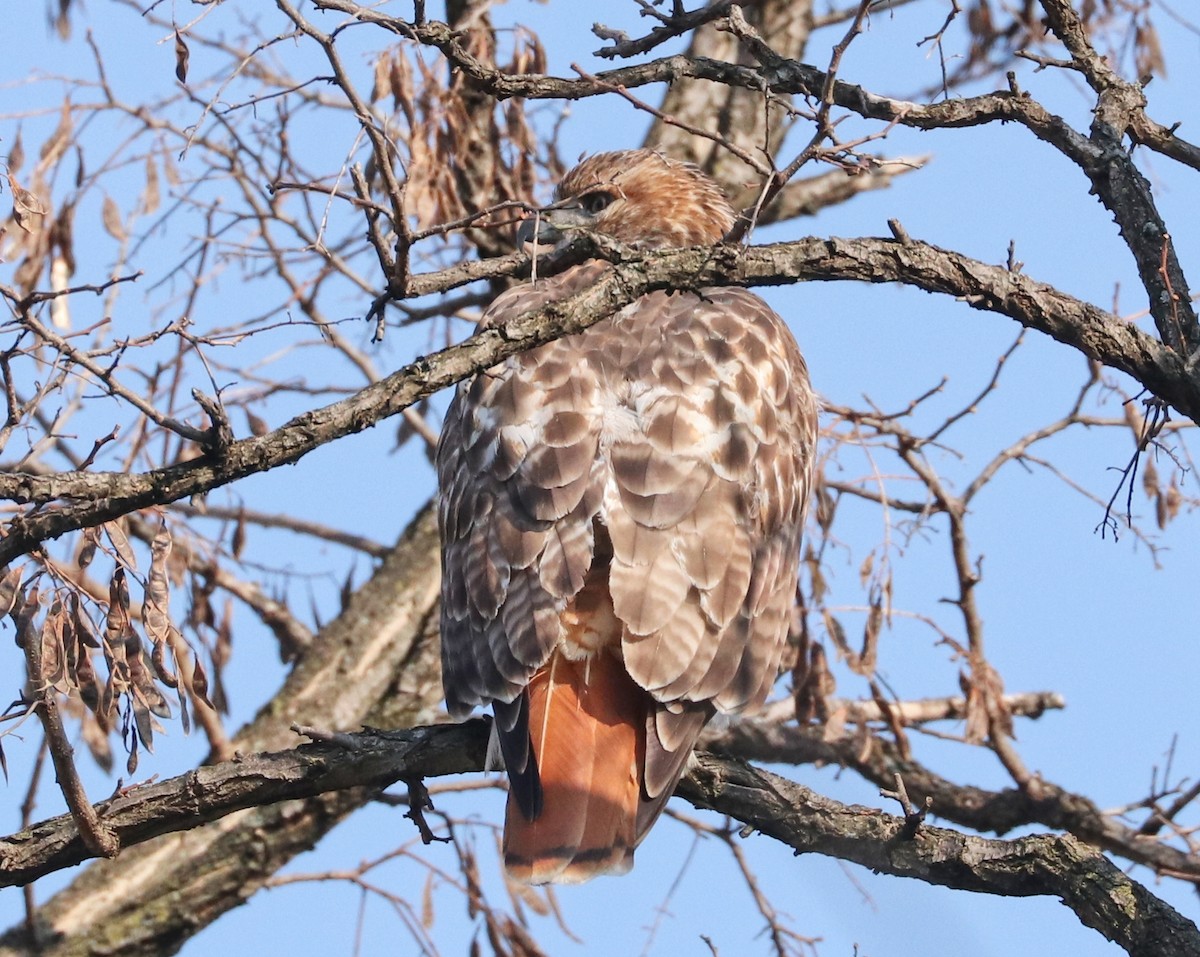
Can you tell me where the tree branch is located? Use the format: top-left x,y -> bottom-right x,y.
0,505 -> 445,957
3,236 -> 1194,566
678,753 -> 1200,957
3,721 -> 1195,957
713,718 -> 1200,882
311,2 -> 1198,351
0,722 -> 489,889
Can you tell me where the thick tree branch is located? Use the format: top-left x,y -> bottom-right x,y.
714,718 -> 1200,882
678,754 -> 1200,957
3,236 -> 1195,566
0,690 -> 1065,887
3,721 -> 1195,957
0,722 -> 489,889
1032,0 -> 1199,356
312,0 -> 1200,179
311,2 -> 1198,351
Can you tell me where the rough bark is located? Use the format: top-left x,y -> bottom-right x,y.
678,754 -> 1200,957
3,235 -> 1194,569
0,722 -> 487,890
5,722 -> 1196,957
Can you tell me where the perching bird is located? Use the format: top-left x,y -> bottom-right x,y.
437,149 -> 818,884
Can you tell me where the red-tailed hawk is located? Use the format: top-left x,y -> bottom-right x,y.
438,149 -> 817,884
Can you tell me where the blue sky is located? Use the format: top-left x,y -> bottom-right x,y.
2,3 -> 1199,956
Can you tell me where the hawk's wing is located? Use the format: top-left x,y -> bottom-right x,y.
437,265 -> 817,881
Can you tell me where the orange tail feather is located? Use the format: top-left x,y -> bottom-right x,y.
503,649 -> 645,884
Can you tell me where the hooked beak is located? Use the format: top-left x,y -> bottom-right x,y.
517,205 -> 594,252
516,215 -> 558,250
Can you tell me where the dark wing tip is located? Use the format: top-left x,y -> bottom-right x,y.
493,695 -> 543,821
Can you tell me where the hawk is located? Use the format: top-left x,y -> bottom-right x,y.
437,149 -> 818,884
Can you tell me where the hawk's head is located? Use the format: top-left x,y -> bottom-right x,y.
518,149 -> 736,252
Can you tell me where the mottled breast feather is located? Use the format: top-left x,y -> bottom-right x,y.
438,267 -> 817,720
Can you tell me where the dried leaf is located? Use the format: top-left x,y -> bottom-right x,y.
125,628 -> 146,688
1158,477 -> 1182,529
823,701 -> 847,741
41,599 -> 68,691
142,153 -> 161,215
163,151 -> 181,187
70,591 -> 101,648
50,255 -> 71,329
211,597 -> 233,713
961,659 -> 1010,744
858,551 -> 874,588
189,574 -> 214,630
805,546 -> 826,604
76,635 -> 100,713
389,51 -> 415,125
231,510 -> 246,560
0,564 -> 23,619
191,654 -> 215,711
7,174 -> 46,217
142,520 -> 178,686
822,610 -> 849,661
340,564 -> 355,614
1135,22 -> 1165,80
81,711 -> 113,772
870,679 -> 911,761
1141,454 -> 1159,500
54,0 -> 71,38
50,196 -> 76,275
177,683 -> 191,735
960,669 -> 987,745
7,173 -> 47,234
104,520 -> 138,572
151,634 -> 178,689
138,678 -> 172,720
105,569 -> 132,701
101,195 -> 127,242
78,528 -> 98,569
174,30 -> 190,83
982,661 -> 1013,740
96,676 -> 116,733
510,881 -> 550,919
794,642 -> 834,725
854,598 -> 883,677
421,872 -> 435,928
8,127 -> 24,174
245,408 -> 269,437
370,52 -> 391,104
1123,398 -> 1145,439
39,99 -> 73,168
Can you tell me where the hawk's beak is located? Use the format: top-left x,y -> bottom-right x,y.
517,215 -> 560,250
518,205 -> 593,252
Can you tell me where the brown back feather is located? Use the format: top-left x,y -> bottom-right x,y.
438,152 -> 818,885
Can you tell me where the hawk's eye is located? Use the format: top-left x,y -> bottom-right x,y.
581,191 -> 614,215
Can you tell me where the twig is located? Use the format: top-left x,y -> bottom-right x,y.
880,772 -> 932,839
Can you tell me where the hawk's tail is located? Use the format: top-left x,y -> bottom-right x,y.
502,648 -> 643,884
